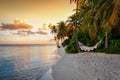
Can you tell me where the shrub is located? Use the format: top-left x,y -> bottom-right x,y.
65,35 -> 78,53
62,39 -> 70,47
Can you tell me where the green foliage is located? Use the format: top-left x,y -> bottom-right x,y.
62,26 -> 120,54
57,0 -> 120,54
88,25 -> 98,40
108,40 -> 120,52
62,39 -> 70,47
65,35 -> 78,53
78,29 -> 101,46
95,39 -> 120,54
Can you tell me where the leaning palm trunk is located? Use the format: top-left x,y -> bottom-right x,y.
75,0 -> 80,52
56,39 -> 60,48
105,31 -> 108,48
54,37 -> 60,48
75,29 -> 80,52
70,0 -> 80,52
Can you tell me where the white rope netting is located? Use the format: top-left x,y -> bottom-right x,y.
79,40 -> 102,51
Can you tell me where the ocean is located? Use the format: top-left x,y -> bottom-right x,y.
0,44 -> 60,80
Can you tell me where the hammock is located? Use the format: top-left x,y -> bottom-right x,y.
79,40 -> 102,51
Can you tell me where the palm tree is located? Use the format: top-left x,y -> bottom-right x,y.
50,25 -> 60,47
51,25 -> 57,34
50,22 -> 67,47
69,0 -> 120,49
57,21 -> 67,42
69,0 -> 92,52
70,0 -> 81,52
87,0 -> 120,48
66,15 -> 76,39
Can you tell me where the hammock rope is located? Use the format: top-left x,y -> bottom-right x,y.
79,40 -> 102,51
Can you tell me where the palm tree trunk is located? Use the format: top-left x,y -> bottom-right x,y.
75,30 -> 80,52
54,36 -> 60,48
75,0 -> 80,52
54,37 -> 58,47
57,39 -> 60,48
105,31 -> 108,48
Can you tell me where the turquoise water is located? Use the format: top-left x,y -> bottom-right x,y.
0,44 -> 59,80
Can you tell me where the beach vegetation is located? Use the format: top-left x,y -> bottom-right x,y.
50,0 -> 120,54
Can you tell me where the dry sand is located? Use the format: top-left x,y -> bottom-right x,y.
52,47 -> 120,80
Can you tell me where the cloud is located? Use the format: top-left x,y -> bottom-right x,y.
12,30 -> 48,36
48,23 -> 53,29
36,31 -> 48,35
38,24 -> 48,31
0,20 -> 48,36
0,23 -> 33,30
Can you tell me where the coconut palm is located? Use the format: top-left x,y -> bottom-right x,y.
50,25 -> 60,47
66,15 -> 76,39
69,0 -> 120,49
87,0 -> 120,48
57,21 -> 67,43
70,0 -> 81,52
50,21 -> 67,47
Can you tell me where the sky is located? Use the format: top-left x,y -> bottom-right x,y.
0,0 -> 75,44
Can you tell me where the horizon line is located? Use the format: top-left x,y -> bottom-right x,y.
0,43 -> 56,46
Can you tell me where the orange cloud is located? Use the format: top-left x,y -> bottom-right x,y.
0,23 -> 33,30
38,24 -> 48,31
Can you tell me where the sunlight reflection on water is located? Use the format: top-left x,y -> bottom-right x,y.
0,44 -> 59,80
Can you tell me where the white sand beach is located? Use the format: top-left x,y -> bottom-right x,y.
52,47 -> 120,80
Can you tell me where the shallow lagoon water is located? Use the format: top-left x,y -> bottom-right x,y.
0,44 -> 59,80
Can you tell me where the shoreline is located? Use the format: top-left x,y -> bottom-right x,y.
40,46 -> 120,80
40,68 -> 53,80
40,48 -> 61,80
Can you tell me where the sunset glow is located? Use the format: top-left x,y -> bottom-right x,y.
0,0 -> 75,44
